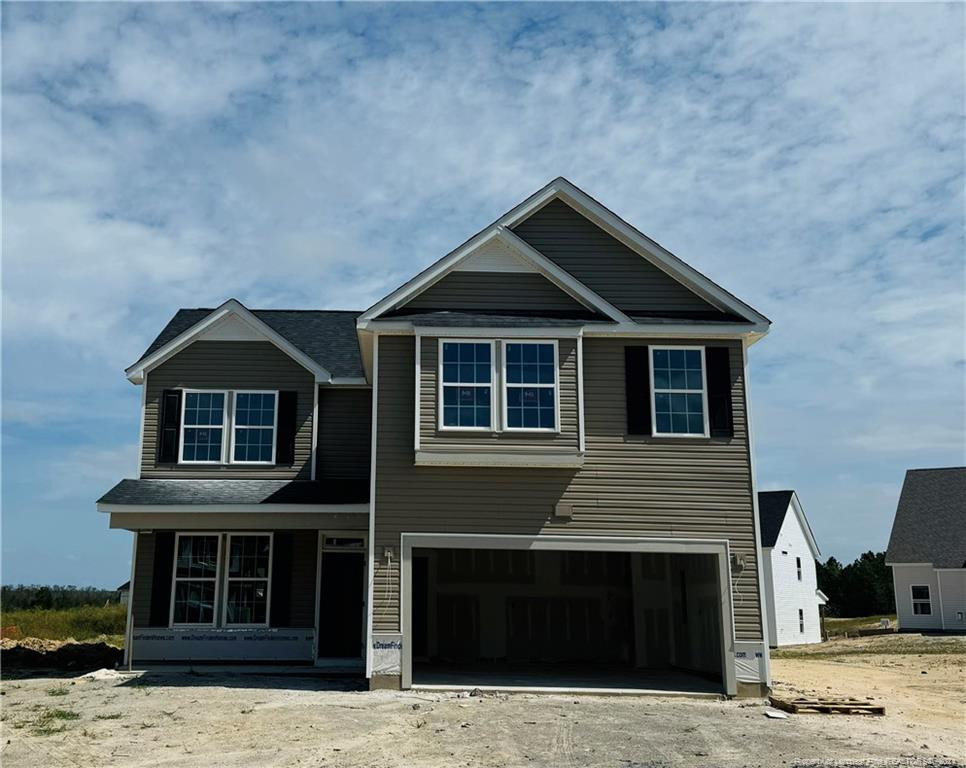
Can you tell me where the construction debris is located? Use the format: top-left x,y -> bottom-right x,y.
768,695 -> 885,716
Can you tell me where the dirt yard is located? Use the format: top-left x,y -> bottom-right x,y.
1,634 -> 963,768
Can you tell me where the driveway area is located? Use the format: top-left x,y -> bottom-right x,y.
1,634 -> 963,768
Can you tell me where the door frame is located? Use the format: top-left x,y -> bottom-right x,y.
313,531 -> 367,667
399,533 -> 737,695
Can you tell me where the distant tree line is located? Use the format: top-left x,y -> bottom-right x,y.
1,585 -> 119,611
816,551 -> 895,617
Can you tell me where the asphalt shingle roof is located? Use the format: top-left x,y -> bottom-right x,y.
136,308 -> 364,379
757,490 -> 794,549
97,479 -> 369,507
886,467 -> 966,568
384,311 -> 612,328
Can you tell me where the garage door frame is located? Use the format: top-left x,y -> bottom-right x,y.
400,533 -> 737,695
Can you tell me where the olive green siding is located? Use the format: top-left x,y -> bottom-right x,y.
418,336 -> 579,454
401,271 -> 586,313
141,341 -> 314,479
131,530 -> 318,628
512,199 -> 716,315
317,387 -> 372,482
372,335 -> 763,641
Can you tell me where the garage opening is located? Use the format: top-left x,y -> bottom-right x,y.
410,548 -> 725,693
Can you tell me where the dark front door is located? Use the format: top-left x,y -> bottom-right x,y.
318,551 -> 365,658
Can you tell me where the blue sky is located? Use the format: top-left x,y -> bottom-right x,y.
2,3 -> 963,588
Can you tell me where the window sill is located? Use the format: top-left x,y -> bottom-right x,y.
415,449 -> 583,469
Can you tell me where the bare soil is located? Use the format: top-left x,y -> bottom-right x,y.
1,634 -> 963,768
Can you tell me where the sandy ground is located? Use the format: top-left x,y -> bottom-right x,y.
1,637 -> 963,768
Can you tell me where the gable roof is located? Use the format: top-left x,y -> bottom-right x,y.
886,467 -> 966,568
758,490 -> 821,559
127,300 -> 364,383
360,226 -> 632,325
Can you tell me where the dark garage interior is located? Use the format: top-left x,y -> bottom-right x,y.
411,547 -> 725,693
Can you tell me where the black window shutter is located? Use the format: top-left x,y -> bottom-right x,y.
157,389 -> 182,464
269,532 -> 293,628
706,346 -> 734,439
624,346 -> 652,435
276,391 -> 298,465
149,532 -> 176,627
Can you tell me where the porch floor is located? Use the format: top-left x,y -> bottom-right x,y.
412,662 -> 723,696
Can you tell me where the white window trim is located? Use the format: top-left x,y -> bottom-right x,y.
179,389 -> 230,464
649,345 -> 710,438
229,390 -> 279,465
501,339 -> 560,434
437,338 -> 497,432
910,584 -> 932,615
169,532 -> 222,628
222,532 -> 273,628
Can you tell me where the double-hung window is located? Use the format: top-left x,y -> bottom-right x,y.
181,391 -> 227,463
171,534 -> 220,626
504,342 -> 557,430
440,341 -> 493,429
911,585 -> 932,615
796,557 -> 802,581
650,347 -> 708,436
224,534 -> 272,626
232,392 -> 277,463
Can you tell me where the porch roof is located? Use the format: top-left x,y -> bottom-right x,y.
97,479 -> 369,508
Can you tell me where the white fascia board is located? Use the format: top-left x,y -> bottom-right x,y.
788,492 -> 822,561
97,503 -> 369,514
358,227 -> 629,324
500,178 -> 771,328
125,299 -> 331,384
358,321 -> 764,340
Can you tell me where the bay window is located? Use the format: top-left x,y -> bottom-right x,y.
440,341 -> 493,429
504,341 -> 557,430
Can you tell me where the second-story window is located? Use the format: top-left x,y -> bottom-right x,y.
650,347 -> 709,437
504,342 -> 557,430
441,341 -> 493,429
181,391 -> 228,463
232,392 -> 277,463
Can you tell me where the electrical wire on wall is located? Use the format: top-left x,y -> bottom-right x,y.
731,552 -> 747,610
378,547 -> 395,623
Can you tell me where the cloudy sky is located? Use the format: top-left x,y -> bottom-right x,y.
2,3 -> 963,587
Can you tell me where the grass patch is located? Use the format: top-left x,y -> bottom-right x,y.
772,635 -> 966,659
94,713 -> 123,721
2,604 -> 126,643
46,686 -> 70,697
823,615 -> 897,637
30,708 -> 81,736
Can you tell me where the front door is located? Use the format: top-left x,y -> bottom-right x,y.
317,550 -> 365,659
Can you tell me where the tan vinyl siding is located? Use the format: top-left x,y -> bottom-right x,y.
402,271 -> 587,313
317,388 -> 372,481
141,341 -> 314,479
418,336 -> 579,453
512,199 -> 716,315
372,335 -> 763,641
132,533 -> 155,628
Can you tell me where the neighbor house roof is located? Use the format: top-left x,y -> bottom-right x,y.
96,479 -> 369,509
129,303 -> 364,381
757,490 -> 795,548
886,467 -> 966,568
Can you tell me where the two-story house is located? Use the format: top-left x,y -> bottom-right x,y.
98,178 -> 773,696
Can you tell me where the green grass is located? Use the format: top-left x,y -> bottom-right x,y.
46,686 -> 70,697
94,713 -> 122,721
823,615 -> 897,637
30,708 -> 81,736
2,604 -> 126,644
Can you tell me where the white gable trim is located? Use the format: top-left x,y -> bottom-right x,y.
125,299 -> 331,384
500,178 -> 770,327
359,227 -> 631,324
781,492 -> 822,561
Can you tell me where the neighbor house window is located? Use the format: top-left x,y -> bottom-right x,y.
181,391 -> 227,463
504,342 -> 557,430
911,585 -> 932,615
650,348 -> 708,436
224,534 -> 272,626
232,391 -> 277,463
796,557 -> 802,581
171,534 -> 220,626
440,341 -> 493,429
798,608 -> 805,633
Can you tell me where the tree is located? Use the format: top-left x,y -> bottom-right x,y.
816,551 -> 894,617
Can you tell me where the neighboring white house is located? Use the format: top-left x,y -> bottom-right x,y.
758,491 -> 826,646
886,467 -> 966,633
116,581 -> 130,606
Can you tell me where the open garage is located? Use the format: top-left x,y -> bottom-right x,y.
402,536 -> 736,695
